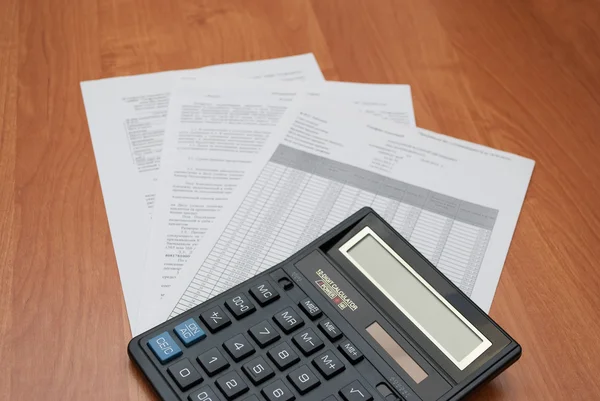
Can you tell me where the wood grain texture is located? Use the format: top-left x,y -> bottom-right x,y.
0,0 -> 599,400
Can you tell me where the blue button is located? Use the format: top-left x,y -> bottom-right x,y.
148,332 -> 182,364
174,318 -> 207,346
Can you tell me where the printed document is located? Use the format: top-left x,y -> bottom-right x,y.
135,78 -> 416,334
137,101 -> 535,333
80,54 -> 324,328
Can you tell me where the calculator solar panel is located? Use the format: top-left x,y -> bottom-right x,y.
129,207 -> 521,401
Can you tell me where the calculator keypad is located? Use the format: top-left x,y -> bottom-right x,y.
144,278 -> 373,401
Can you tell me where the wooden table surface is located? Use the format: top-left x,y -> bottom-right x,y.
2,0 -> 600,400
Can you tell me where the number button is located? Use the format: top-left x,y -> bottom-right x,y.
167,358 -> 203,390
338,340 -> 364,364
147,332 -> 182,364
312,350 -> 345,379
201,306 -> 231,333
189,385 -> 222,401
261,379 -> 295,401
223,333 -> 255,362
225,294 -> 256,319
339,380 -> 373,401
292,328 -> 324,356
287,364 -> 321,395
273,307 -> 304,334
242,356 -> 275,385
197,348 -> 229,377
318,319 -> 343,341
267,342 -> 300,370
216,371 -> 249,400
248,320 -> 280,348
249,282 -> 280,306
174,318 -> 206,346
298,298 -> 322,320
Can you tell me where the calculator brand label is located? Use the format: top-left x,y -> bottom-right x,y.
315,269 -> 359,311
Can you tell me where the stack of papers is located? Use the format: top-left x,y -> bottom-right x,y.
80,53 -> 535,336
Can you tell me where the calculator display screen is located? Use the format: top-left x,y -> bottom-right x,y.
342,228 -> 492,370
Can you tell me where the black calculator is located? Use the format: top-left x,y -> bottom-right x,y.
128,207 -> 521,401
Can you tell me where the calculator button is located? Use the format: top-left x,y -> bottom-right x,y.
216,371 -> 249,400
197,348 -> 230,377
267,342 -> 300,370
248,320 -> 280,348
287,364 -> 321,394
261,379 -> 295,401
312,350 -> 345,379
242,356 -> 275,385
147,332 -> 182,364
167,358 -> 203,390
338,340 -> 364,364
298,298 -> 322,320
292,328 -> 324,356
249,282 -> 280,306
174,318 -> 207,346
318,319 -> 343,341
201,306 -> 232,333
189,385 -> 222,401
225,294 -> 256,319
339,380 -> 373,401
273,307 -> 304,334
224,333 -> 255,362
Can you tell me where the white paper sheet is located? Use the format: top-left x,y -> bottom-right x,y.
80,54 -> 324,329
135,78 -> 416,334
137,101 -> 535,333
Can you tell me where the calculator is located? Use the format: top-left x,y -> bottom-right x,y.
128,207 -> 521,401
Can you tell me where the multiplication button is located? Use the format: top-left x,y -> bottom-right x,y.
201,306 -> 231,333
249,282 -> 280,306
